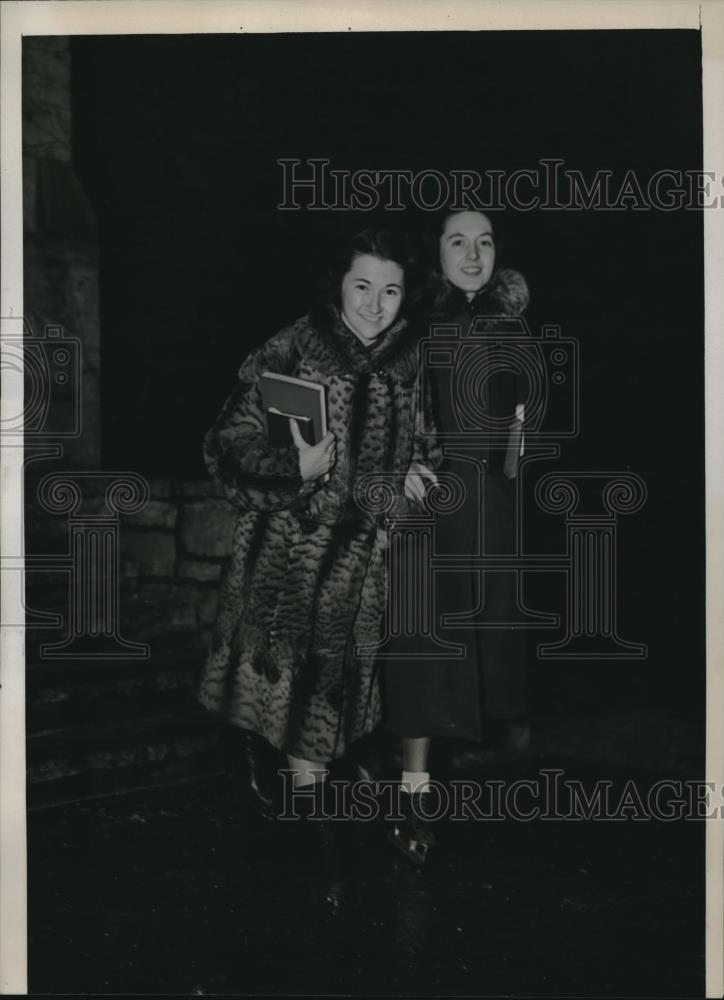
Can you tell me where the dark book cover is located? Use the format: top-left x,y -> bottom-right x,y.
266,409 -> 314,447
260,371 -> 327,447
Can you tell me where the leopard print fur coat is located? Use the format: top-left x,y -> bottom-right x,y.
197,309 -> 440,762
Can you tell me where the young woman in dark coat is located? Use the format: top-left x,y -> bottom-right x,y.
385,209 -> 531,865
198,228 -> 439,902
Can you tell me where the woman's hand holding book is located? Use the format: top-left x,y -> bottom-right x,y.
289,418 -> 336,482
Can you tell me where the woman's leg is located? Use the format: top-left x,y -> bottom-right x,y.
402,737 -> 431,778
230,727 -> 278,820
284,753 -> 343,909
390,736 -> 436,866
286,753 -> 328,788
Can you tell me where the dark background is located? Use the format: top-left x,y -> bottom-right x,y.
69,30 -> 705,714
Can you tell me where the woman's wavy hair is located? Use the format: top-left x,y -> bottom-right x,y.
310,227 -> 422,330
422,207 -> 506,315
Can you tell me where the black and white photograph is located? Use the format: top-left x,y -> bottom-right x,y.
1,1 -> 723,996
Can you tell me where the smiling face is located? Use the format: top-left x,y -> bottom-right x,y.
340,253 -> 405,345
439,211 -> 496,299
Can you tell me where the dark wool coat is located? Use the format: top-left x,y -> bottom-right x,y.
384,268 -> 531,740
197,311 -> 439,762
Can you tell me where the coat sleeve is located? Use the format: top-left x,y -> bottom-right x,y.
204,329 -> 314,512
384,372 -> 442,523
411,371 -> 443,472
493,268 -> 530,411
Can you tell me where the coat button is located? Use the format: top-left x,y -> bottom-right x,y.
298,512 -> 316,534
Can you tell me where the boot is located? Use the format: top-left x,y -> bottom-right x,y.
388,789 -> 437,867
344,732 -> 386,783
226,728 -> 279,820
285,779 -> 345,911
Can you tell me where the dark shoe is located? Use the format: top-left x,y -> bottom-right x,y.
346,732 -> 386,783
305,815 -> 345,912
286,780 -> 346,912
227,728 -> 279,820
388,790 -> 437,867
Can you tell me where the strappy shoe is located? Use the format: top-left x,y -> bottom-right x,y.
388,790 -> 437,867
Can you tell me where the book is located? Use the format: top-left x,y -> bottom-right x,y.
503,418 -> 524,480
260,371 -> 327,448
266,408 -> 315,447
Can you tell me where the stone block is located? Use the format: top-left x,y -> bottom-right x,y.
177,559 -> 223,583
177,583 -> 204,606
176,480 -> 225,499
135,580 -> 178,604
124,581 -> 203,639
169,603 -> 199,630
123,500 -> 178,530
155,669 -> 196,692
181,500 -> 235,558
149,479 -> 174,499
198,590 -> 219,626
119,530 -> 176,578
22,38 -> 72,163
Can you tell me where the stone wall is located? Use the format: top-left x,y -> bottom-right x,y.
119,479 -> 233,648
24,475 -> 233,804
20,43 -> 230,802
24,475 -> 233,653
23,36 -> 101,469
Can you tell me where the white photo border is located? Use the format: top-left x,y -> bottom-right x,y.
1,1 -> 722,995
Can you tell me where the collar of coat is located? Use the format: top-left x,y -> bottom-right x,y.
432,267 -> 530,320
295,307 -> 419,384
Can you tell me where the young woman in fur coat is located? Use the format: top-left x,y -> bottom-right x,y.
384,209 -> 531,865
198,228 -> 439,900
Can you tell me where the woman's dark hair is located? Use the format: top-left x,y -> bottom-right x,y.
310,227 -> 422,329
423,207 -> 506,314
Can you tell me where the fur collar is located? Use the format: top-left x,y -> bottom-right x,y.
293,309 -> 418,383
432,268 -> 530,320
478,268 -> 530,316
